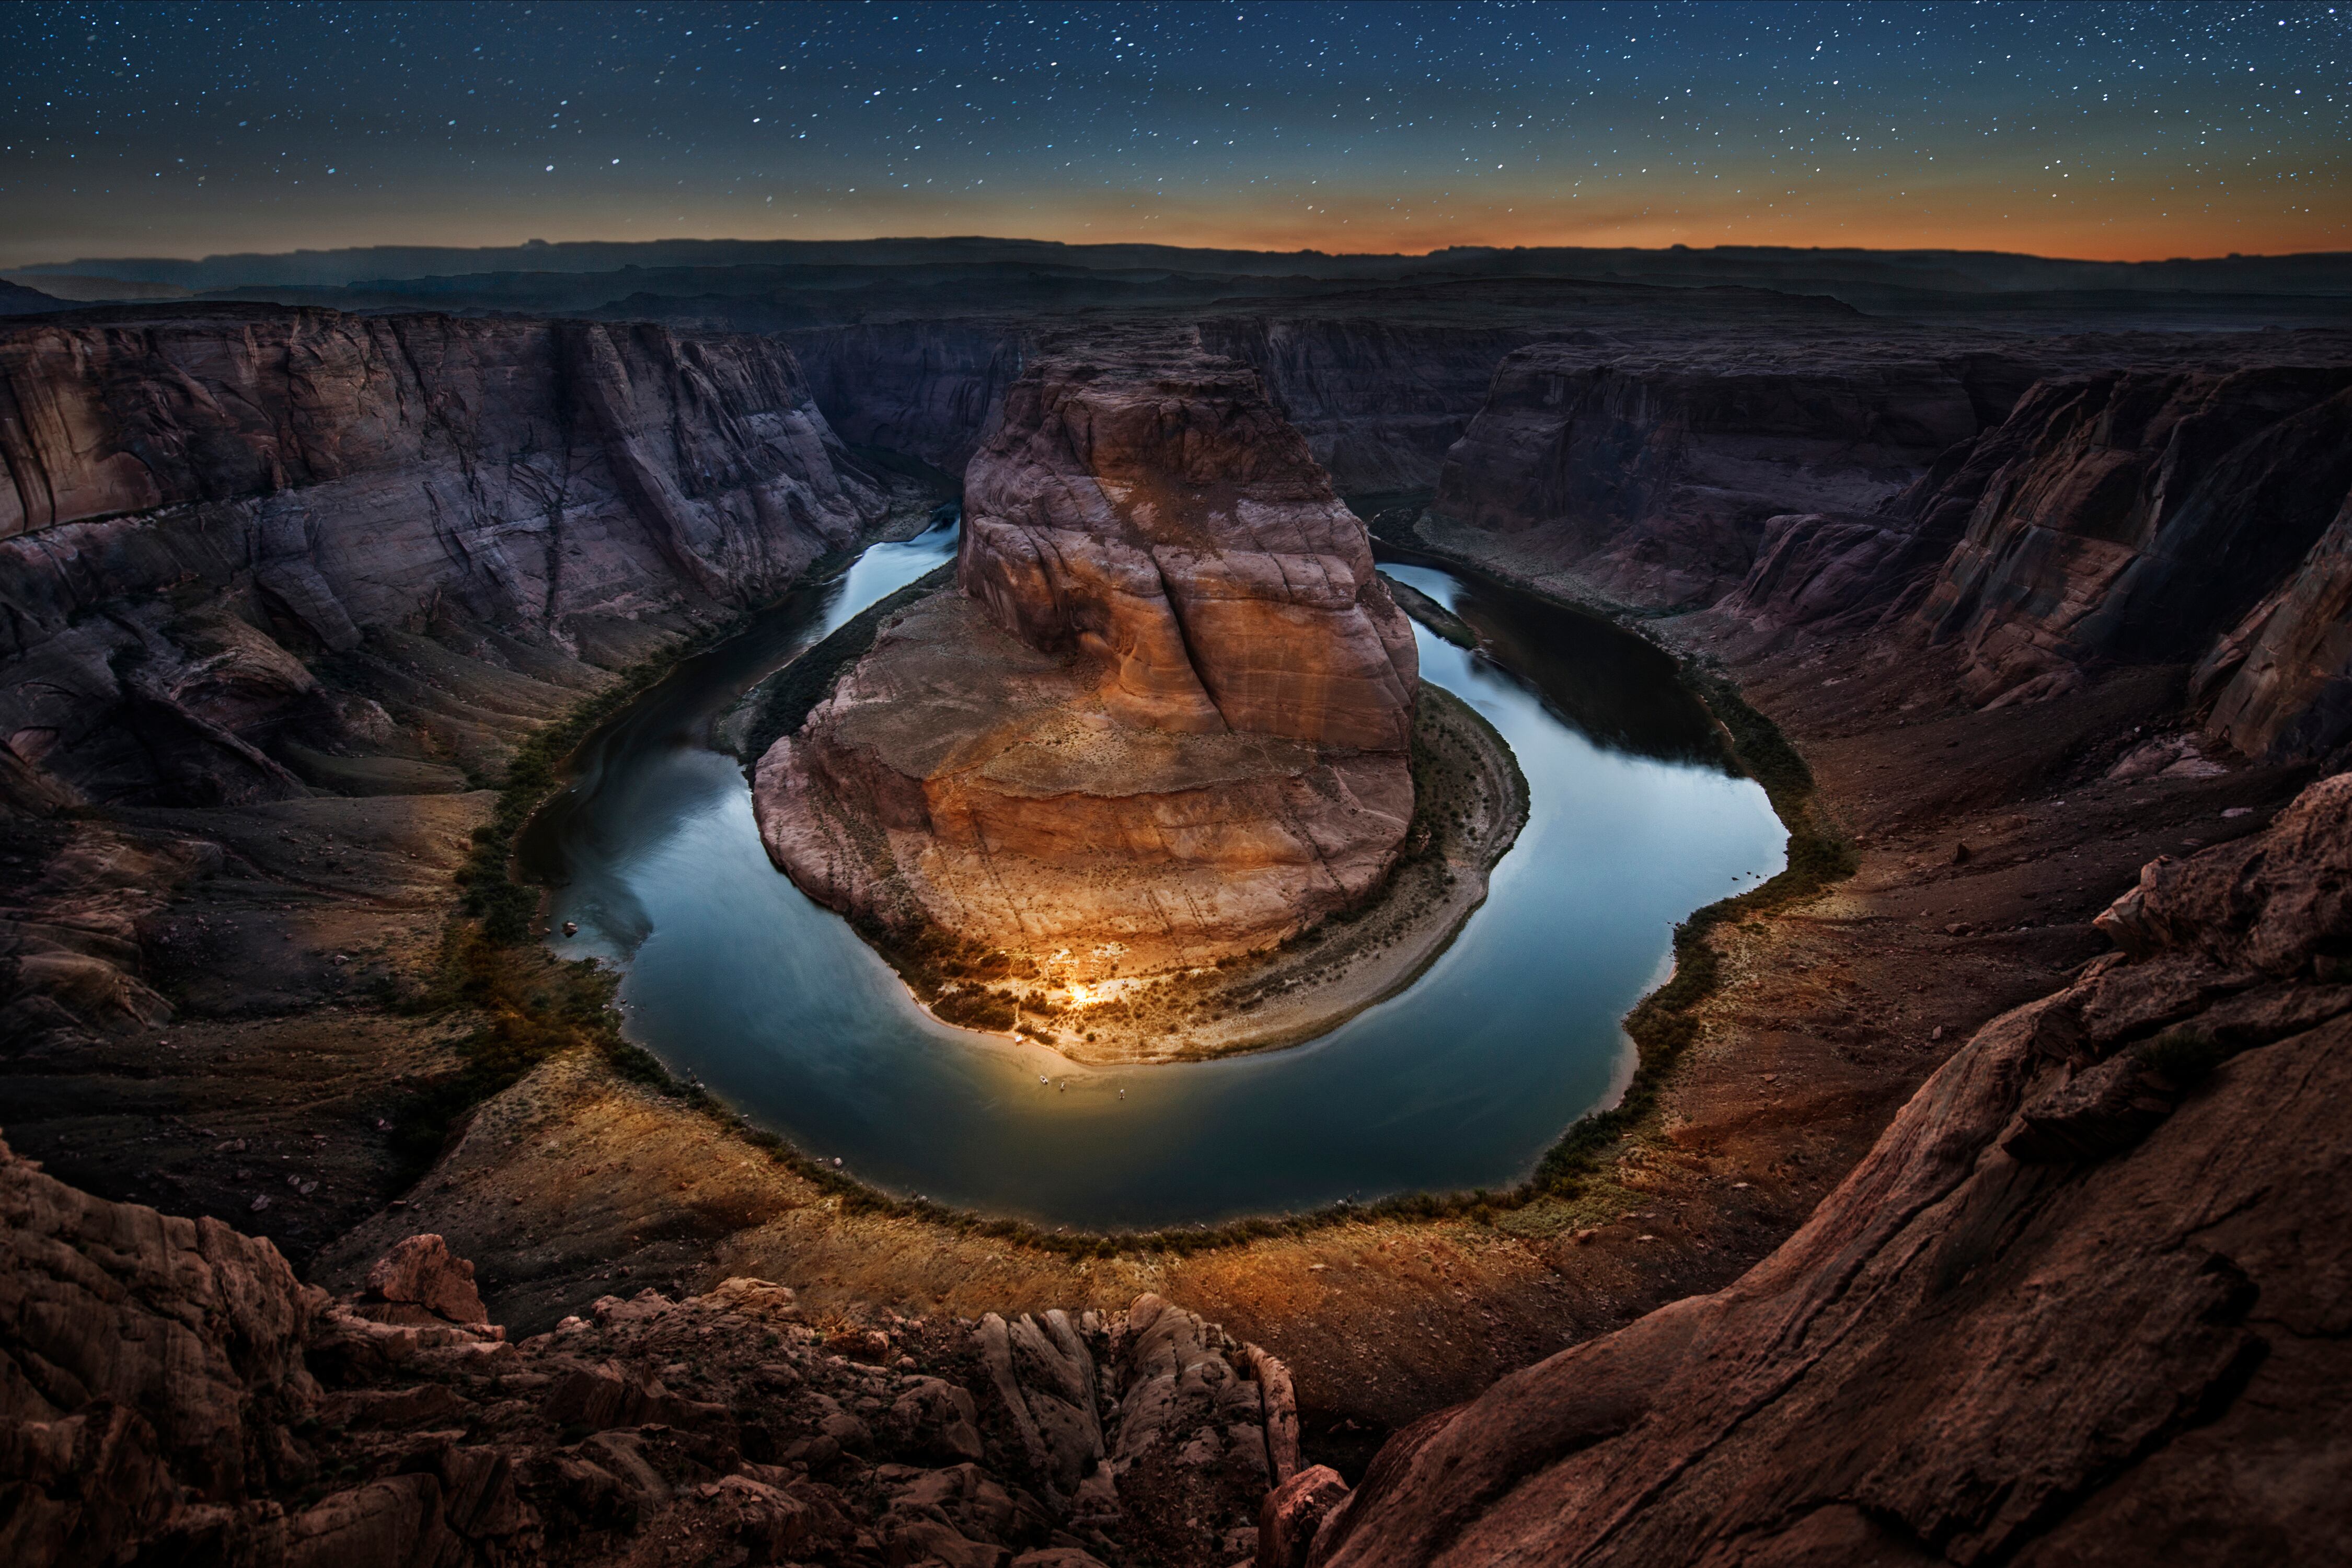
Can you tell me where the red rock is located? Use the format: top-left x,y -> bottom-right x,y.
359,1233 -> 488,1328
756,342 -> 1417,996
1256,1465 -> 1350,1568
0,1132 -> 316,1535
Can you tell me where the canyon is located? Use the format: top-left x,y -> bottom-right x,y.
4,247 -> 2352,1565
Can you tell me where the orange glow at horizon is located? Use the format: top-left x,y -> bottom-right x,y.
21,179 -> 2341,273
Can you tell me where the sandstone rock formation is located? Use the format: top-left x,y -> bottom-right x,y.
791,322 -> 1030,477
1917,367 -> 2352,709
755,343 -> 1419,989
1685,348 -> 2352,765
0,1131 -> 1296,1568
2200,489 -> 2352,758
0,1131 -> 321,1564
0,306 -> 890,806
1299,770 -> 2352,1566
1196,316 -> 1540,495
0,306 -> 904,1085
1429,335 -> 2002,606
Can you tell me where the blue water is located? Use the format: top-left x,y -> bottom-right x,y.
524,518 -> 1784,1229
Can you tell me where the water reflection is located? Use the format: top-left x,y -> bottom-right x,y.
523,522 -> 1786,1230
1376,540 -> 1730,768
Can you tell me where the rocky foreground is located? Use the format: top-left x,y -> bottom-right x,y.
1,1147 -> 1300,1568
753,340 -> 1424,1039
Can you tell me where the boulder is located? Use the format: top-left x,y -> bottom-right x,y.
356,1233 -> 490,1330
0,1130 -> 316,1551
1256,1466 -> 1351,1568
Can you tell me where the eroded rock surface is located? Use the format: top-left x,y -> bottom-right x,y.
0,1134 -> 1296,1568
1302,770 -> 2352,1566
1918,367 -> 2352,710
0,306 -> 891,805
1429,331 -> 2002,606
1681,347 -> 2352,766
0,306 -> 917,1196
756,342 -> 1419,994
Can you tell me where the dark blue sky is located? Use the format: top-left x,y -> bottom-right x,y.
3,1 -> 2343,266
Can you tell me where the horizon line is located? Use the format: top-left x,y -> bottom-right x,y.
11,233 -> 2352,275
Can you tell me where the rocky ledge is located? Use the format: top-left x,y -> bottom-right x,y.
753,342 -> 1499,1062
0,1130 -> 1303,1567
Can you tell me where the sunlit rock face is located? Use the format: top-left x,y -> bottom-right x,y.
755,341 -> 1419,982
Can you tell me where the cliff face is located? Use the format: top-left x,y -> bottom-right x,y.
1196,317 -> 1538,497
958,347 -> 1418,749
0,307 -> 889,805
1299,769 -> 2352,1568
1653,344 -> 2352,759
0,306 -> 894,1108
2199,491 -> 2352,758
788,321 -> 1029,476
755,343 -> 1418,989
791,315 -> 1536,502
1430,341 -> 2000,606
1914,367 -> 2352,709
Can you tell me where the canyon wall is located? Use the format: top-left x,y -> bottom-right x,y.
789,321 -> 1030,476
1702,355 -> 2352,756
1416,327 -> 2352,758
1297,768 -> 2352,1567
1429,338 -> 2013,606
0,306 -> 891,805
755,341 -> 1419,989
0,305 -> 896,1093
793,311 -> 1541,503
1913,368 -> 2352,709
1196,317 -> 1539,497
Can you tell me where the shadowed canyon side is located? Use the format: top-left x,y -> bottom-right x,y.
1687,352 -> 2352,759
752,342 -> 1449,1060
0,304 -> 916,1269
0,306 -> 895,806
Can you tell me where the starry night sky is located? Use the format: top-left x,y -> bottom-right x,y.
3,1 -> 2344,268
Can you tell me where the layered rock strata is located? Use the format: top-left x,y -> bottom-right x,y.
0,305 -> 906,1232
1918,367 -> 2352,709
1696,354 -> 2352,758
1429,337 -> 2008,606
0,1131 -> 1297,1568
0,306 -> 891,806
1195,316 -> 1541,495
1294,769 -> 2352,1568
755,344 -> 1421,1011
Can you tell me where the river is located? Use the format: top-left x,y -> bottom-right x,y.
516,516 -> 1785,1230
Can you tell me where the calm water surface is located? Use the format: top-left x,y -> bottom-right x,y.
520,518 -> 1784,1229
